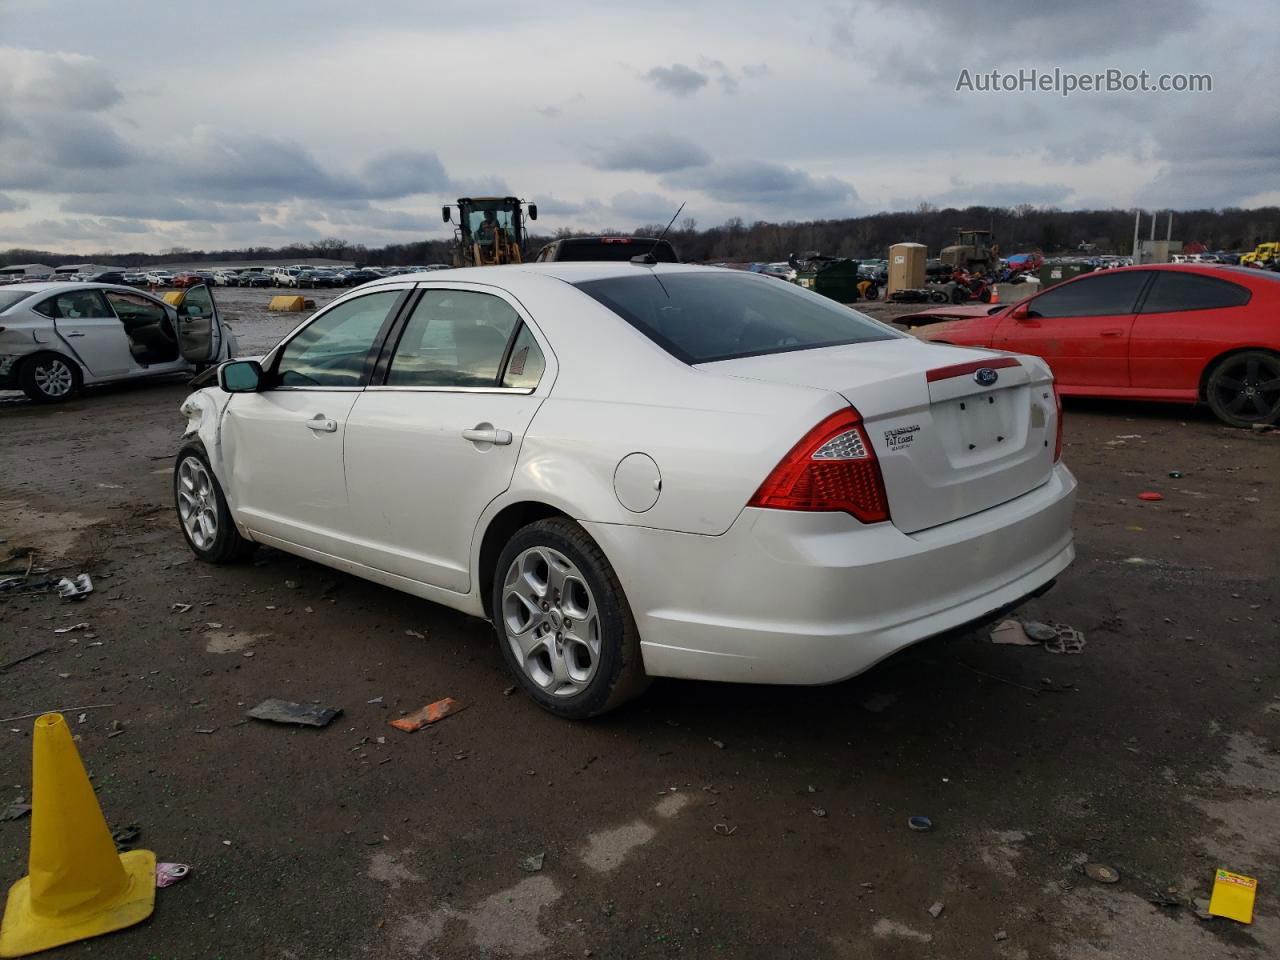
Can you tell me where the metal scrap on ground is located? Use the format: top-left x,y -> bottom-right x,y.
388,697 -> 468,732
55,574 -> 93,599
246,699 -> 342,728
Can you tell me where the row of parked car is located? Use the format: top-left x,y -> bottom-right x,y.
8,264 -> 454,290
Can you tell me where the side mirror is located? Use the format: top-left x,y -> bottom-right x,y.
442,207 -> 451,223
218,359 -> 263,393
1010,303 -> 1031,321
527,203 -> 538,221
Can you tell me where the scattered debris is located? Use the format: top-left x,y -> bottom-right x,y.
811,807 -> 827,818
367,696 -> 385,705
1115,434 -> 1143,440
1,801 -> 31,822
1208,869 -> 1256,924
1192,896 -> 1214,920
1084,862 -> 1120,884
990,619 -> 1038,646
710,739 -> 726,749
928,902 -> 945,919
155,862 -> 191,888
1,646 -> 54,672
1043,624 -> 1086,655
195,727 -> 218,735
713,823 -> 737,836
404,629 -> 426,639
107,719 -> 126,738
112,824 -> 141,851
503,685 -> 517,697
53,622 -> 91,634
994,930 -> 1008,942
908,816 -> 933,832
1022,621 -> 1058,642
1168,470 -> 1183,478
55,573 -> 93,599
0,703 -> 115,724
246,699 -> 342,728
1146,891 -> 1180,908
1137,492 -> 1164,502
171,603 -> 192,614
519,852 -> 545,873
388,697 -> 468,733
860,691 -> 899,712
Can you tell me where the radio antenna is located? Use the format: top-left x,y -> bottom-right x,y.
631,201 -> 686,265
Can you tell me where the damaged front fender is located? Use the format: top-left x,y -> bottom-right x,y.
179,387 -> 231,456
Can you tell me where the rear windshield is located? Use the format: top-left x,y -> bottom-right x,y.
0,290 -> 36,313
574,271 -> 897,364
557,239 -> 679,263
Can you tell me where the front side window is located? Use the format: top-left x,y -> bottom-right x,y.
388,290 -> 519,387
105,290 -> 167,324
1139,271 -> 1251,313
1026,271 -> 1151,319
275,290 -> 402,387
574,271 -> 895,364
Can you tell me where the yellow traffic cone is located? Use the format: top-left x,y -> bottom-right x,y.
0,713 -> 155,957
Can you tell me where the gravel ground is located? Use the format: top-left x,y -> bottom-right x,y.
0,288 -> 1277,959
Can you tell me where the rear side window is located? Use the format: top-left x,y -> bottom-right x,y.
1140,271 -> 1251,313
276,290 -> 401,387
0,290 -> 35,313
387,290 -> 519,387
36,290 -> 112,320
501,324 -> 546,389
1027,271 -> 1151,318
574,272 -> 895,364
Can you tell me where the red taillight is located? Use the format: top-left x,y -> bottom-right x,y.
748,408 -> 890,524
1053,384 -> 1064,462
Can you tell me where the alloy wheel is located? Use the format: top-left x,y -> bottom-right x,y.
501,546 -> 602,697
1212,355 -> 1280,422
33,359 -> 74,398
176,456 -> 219,550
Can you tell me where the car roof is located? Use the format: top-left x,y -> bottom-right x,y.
359,262 -> 721,289
0,280 -> 172,298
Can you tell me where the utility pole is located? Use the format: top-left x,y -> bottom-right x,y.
1166,212 -> 1173,241
1132,209 -> 1142,264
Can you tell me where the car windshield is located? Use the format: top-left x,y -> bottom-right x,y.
574,271 -> 896,364
0,290 -> 36,312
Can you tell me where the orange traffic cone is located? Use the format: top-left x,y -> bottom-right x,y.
0,714 -> 155,957
988,284 -> 1000,304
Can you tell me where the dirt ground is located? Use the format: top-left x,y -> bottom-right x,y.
1,287 -> 1278,959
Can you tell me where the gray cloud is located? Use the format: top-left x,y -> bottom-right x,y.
664,161 -> 858,212
609,190 -> 681,222
0,192 -> 27,213
60,194 -> 259,223
362,150 -> 450,199
587,133 -> 711,173
0,48 -> 122,112
645,63 -> 709,98
925,178 -> 1075,209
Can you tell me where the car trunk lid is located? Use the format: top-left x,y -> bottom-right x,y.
697,339 -> 1058,533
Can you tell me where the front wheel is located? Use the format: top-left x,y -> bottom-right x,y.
20,353 -> 81,403
174,445 -> 256,563
492,518 -> 649,719
1206,351 -> 1280,428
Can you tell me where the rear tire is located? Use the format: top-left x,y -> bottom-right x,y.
1206,350 -> 1280,428
19,353 -> 81,403
492,518 -> 649,719
174,444 -> 256,563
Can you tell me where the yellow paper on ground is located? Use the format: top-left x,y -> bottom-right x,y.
1208,869 -> 1256,924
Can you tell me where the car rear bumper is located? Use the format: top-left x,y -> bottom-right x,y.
583,463 -> 1076,685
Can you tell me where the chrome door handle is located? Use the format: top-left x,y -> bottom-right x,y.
462,427 -> 512,445
305,417 -> 338,433
64,331 -> 86,338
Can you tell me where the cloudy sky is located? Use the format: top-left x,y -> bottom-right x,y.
0,0 -> 1276,254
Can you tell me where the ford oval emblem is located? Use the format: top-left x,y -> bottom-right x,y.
974,367 -> 999,387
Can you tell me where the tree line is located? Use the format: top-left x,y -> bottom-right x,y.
3,205 -> 1277,269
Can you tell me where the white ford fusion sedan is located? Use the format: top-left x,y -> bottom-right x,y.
175,263 -> 1075,718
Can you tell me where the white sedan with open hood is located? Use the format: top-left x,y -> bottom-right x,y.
175,263 -> 1075,718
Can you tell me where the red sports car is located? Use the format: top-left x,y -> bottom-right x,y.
917,264 -> 1280,427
